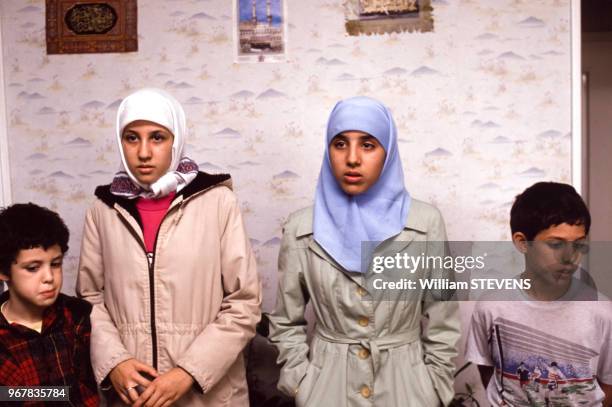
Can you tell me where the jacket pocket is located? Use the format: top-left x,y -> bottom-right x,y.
295,362 -> 321,407
414,361 -> 440,406
392,344 -> 440,407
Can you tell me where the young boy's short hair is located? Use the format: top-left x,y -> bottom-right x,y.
0,203 -> 69,276
510,182 -> 591,240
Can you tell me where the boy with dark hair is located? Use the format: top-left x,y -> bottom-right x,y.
0,203 -> 99,406
466,182 -> 612,407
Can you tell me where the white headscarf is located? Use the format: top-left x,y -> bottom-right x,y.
111,88 -> 198,199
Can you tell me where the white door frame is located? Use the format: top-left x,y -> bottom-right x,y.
571,0 -> 583,194
0,15 -> 11,207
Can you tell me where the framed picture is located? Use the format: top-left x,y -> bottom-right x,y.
234,0 -> 287,63
46,0 -> 137,54
345,0 -> 433,36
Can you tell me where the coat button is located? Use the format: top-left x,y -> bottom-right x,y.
358,348 -> 370,359
358,317 -> 369,327
357,287 -> 367,296
360,385 -> 372,398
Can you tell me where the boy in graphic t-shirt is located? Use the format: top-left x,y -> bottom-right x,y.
465,182 -> 612,407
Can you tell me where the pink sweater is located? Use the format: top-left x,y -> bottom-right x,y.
135,192 -> 175,252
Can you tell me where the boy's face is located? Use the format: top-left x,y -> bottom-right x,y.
0,244 -> 63,312
513,223 -> 587,292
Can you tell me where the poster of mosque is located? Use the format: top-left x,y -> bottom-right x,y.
234,0 -> 286,62
344,0 -> 434,36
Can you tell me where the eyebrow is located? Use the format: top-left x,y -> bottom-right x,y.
19,254 -> 64,265
18,260 -> 41,267
122,129 -> 170,137
333,133 -> 376,141
544,235 -> 587,241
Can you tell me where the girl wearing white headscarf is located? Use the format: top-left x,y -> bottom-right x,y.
77,88 -> 261,407
110,87 -> 198,199
268,96 -> 460,406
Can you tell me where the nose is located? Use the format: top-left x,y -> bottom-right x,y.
138,140 -> 152,161
560,243 -> 580,264
347,143 -> 360,167
41,264 -> 54,284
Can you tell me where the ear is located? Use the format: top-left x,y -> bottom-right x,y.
0,273 -> 9,282
512,232 -> 529,254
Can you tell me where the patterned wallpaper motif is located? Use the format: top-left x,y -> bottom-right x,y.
1,0 -> 571,310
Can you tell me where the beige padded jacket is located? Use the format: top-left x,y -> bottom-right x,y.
77,173 -> 262,406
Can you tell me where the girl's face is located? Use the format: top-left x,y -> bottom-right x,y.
329,130 -> 386,195
121,120 -> 174,185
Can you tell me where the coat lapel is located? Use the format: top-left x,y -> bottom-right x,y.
296,209 -> 364,286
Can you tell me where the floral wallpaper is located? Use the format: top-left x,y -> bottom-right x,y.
1,0 -> 572,313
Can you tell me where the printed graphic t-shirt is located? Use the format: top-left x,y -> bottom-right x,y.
465,282 -> 612,407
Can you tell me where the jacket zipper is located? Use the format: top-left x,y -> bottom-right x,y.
118,189 -> 214,370
146,251 -> 158,370
143,201 -> 184,370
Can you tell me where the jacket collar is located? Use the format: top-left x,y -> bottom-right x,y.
296,204 -> 429,284
95,172 -> 232,221
0,292 -> 89,336
295,204 -> 428,238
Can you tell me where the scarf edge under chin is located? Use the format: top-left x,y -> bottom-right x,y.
110,157 -> 199,199
313,186 -> 411,274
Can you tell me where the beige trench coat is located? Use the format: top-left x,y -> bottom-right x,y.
77,174 -> 262,406
268,200 -> 460,407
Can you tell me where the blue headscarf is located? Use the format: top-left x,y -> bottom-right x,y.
313,96 -> 411,273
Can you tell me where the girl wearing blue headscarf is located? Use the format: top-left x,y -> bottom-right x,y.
268,96 -> 460,406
